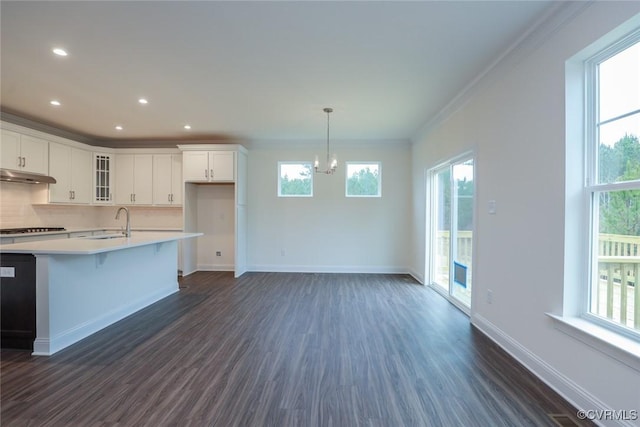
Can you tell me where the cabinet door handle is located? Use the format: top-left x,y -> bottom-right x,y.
69,190 -> 73,200
17,156 -> 21,167
204,169 -> 208,178
130,194 -> 133,202
210,169 -> 214,180
168,194 -> 171,202
23,157 -> 26,167
133,194 -> 136,202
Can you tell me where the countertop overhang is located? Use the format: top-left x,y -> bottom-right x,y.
0,231 -> 202,255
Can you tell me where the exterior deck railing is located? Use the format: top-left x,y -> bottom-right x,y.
435,231 -> 639,330
597,234 -> 639,329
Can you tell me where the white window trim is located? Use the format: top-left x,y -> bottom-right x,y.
546,313 -> 640,372
559,21 -> 640,368
277,161 -> 313,198
585,31 -> 640,342
345,161 -> 382,198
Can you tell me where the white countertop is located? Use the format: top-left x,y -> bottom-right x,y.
0,227 -> 183,238
0,231 -> 202,255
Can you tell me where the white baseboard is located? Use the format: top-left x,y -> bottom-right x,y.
407,268 -> 424,284
247,264 -> 410,275
180,267 -> 198,277
197,263 -> 234,271
33,286 -> 178,356
472,313 -> 632,427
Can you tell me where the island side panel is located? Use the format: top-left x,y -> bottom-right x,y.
32,241 -> 179,356
34,255 -> 51,354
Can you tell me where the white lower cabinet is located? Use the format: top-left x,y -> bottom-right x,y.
152,154 -> 182,205
48,142 -> 92,204
115,154 -> 153,205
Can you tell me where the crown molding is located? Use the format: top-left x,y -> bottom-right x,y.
0,110 -> 96,145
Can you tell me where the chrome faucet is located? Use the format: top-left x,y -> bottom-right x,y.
115,207 -> 131,237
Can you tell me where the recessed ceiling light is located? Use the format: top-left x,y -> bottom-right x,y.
115,125 -> 123,131
52,48 -> 68,57
50,100 -> 61,106
184,125 -> 191,130
138,98 -> 148,105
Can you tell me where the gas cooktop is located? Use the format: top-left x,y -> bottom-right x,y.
0,227 -> 66,235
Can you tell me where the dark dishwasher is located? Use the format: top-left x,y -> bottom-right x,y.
1,254 -> 36,350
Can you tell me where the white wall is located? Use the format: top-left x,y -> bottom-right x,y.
410,3 -> 640,425
247,142 -> 411,273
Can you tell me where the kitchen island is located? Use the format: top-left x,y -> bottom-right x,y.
0,232 -> 201,356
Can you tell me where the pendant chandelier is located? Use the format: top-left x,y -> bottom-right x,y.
314,107 -> 338,175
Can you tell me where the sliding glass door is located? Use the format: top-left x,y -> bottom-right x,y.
429,156 -> 474,309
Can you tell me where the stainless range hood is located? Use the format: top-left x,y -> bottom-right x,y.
0,169 -> 57,184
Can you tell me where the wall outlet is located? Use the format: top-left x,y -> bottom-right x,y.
486,289 -> 493,304
216,251 -> 222,257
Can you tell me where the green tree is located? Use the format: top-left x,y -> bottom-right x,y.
456,177 -> 474,231
437,169 -> 474,231
599,134 -> 640,236
280,165 -> 312,195
599,134 -> 640,183
347,167 -> 379,196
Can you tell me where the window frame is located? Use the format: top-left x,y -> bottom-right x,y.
277,161 -> 313,198
344,161 -> 382,198
583,31 -> 640,342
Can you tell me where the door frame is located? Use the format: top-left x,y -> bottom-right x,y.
425,151 -> 476,315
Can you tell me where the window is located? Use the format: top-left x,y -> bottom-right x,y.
586,34 -> 640,338
345,162 -> 381,197
278,162 -> 313,197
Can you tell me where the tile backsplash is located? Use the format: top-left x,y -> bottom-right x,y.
0,182 -> 182,230
0,181 -> 54,228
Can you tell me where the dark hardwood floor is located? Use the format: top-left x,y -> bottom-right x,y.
1,272 -> 591,427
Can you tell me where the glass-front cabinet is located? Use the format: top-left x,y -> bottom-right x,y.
93,152 -> 113,204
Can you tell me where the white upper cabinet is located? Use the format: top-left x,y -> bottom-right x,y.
211,152 -> 234,181
0,129 -> 49,175
48,142 -> 92,204
93,152 -> 114,204
115,154 -> 153,205
152,154 -> 182,205
183,151 -> 235,182
182,151 -> 208,182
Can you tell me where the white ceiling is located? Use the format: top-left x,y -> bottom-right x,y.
1,1 -> 553,146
